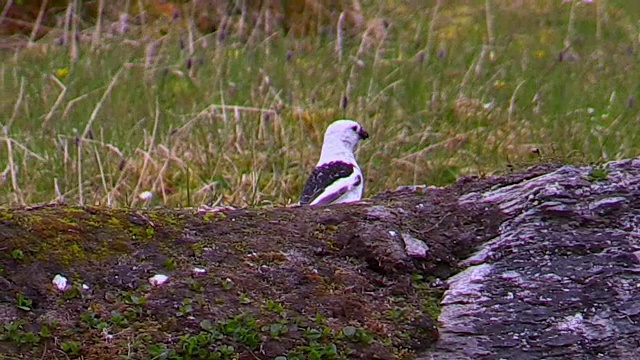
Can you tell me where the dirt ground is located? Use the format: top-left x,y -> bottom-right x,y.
0,164 -> 562,359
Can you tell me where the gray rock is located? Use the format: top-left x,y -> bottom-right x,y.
425,158 -> 640,360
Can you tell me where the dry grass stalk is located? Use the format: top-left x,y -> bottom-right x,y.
43,75 -> 68,127
92,0 -> 106,49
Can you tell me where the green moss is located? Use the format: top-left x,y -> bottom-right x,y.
126,225 -> 156,241
202,212 -> 217,222
143,210 -> 185,228
15,214 -> 41,228
56,216 -> 79,226
411,274 -> 443,321
190,242 -> 206,257
163,257 -> 177,270
0,210 -> 15,221
108,217 -> 122,227
145,226 -> 155,237
587,165 -> 609,182
36,237 -> 85,266
0,207 -> 177,268
421,297 -> 442,320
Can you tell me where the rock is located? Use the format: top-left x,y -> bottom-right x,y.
426,158 -> 640,360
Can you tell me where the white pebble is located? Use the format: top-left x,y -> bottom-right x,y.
192,267 -> 206,275
149,274 -> 169,286
402,233 -> 430,258
52,274 -> 68,291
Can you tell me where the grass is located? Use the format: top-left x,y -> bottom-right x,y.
1,0 -> 640,208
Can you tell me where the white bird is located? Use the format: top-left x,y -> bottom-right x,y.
299,119 -> 369,206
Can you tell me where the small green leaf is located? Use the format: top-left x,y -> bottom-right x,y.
199,319 -> 213,331
305,328 -> 322,340
342,326 -> 357,337
39,325 -> 51,338
11,249 -> 24,260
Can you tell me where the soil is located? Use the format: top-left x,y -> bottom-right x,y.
0,165 -> 559,359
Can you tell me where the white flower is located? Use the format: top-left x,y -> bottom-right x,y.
52,274 -> 68,291
149,274 -> 169,286
139,191 -> 153,201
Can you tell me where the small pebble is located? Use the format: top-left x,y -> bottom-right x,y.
192,267 -> 206,275
149,274 -> 169,286
52,274 -> 68,291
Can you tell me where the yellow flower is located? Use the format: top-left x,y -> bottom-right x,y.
534,50 -> 545,59
226,49 -> 241,59
54,67 -> 69,79
493,80 -> 507,89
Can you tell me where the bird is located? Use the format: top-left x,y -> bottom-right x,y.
299,119 -> 369,206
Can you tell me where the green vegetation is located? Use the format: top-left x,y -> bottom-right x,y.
10,249 -> 24,260
60,340 -> 82,356
2,0 -> 639,208
15,293 -> 33,311
163,256 -> 177,270
587,164 -> 609,181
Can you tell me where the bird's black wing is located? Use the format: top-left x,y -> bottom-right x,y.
310,174 -> 362,206
299,161 -> 355,205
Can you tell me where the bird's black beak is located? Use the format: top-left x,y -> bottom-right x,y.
358,128 -> 369,140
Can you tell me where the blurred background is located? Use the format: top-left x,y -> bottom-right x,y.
1,0 -> 639,207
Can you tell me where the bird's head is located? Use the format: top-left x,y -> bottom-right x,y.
323,119 -> 369,152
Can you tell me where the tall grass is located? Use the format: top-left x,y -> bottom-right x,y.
1,0 -> 640,207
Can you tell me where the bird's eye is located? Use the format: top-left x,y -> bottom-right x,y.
351,125 -> 358,131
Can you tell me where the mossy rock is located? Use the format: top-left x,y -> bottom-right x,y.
0,177 -> 505,359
